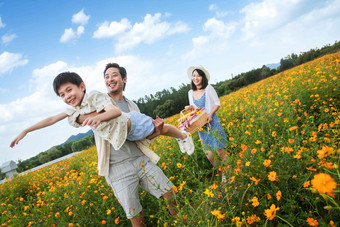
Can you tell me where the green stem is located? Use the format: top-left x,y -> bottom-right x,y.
276,215 -> 293,227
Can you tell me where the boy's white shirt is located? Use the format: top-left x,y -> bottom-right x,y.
67,92 -> 160,176
188,84 -> 220,113
65,91 -> 129,150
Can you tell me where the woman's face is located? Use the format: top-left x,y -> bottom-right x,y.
192,70 -> 203,87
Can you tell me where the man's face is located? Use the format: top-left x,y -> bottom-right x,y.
104,67 -> 126,94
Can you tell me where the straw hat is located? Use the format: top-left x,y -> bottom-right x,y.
187,65 -> 210,81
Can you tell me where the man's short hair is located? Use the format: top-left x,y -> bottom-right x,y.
103,63 -> 127,90
53,72 -> 85,96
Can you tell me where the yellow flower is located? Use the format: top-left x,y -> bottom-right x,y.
177,163 -> 183,168
306,218 -> 319,226
272,131 -> 277,137
173,185 -> 178,193
311,173 -> 337,195
245,161 -> 250,166
107,209 -> 111,215
264,204 -> 279,220
204,189 -> 214,197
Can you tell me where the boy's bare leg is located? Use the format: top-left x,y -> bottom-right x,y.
131,211 -> 146,227
161,124 -> 186,140
162,190 -> 177,216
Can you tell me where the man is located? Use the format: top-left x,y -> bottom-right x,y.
70,63 -> 176,227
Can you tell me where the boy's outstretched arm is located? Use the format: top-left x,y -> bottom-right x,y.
10,112 -> 68,148
82,104 -> 122,129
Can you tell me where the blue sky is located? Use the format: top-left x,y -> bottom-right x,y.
1,0 -> 340,165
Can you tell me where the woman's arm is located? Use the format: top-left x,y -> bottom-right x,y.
10,112 -> 68,148
82,104 -> 122,129
207,105 -> 220,123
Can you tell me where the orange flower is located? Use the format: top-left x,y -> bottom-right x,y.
289,126 -> 298,131
276,190 -> 281,201
303,181 -> 311,188
264,204 -> 279,220
114,217 -> 120,224
250,176 -> 260,185
263,159 -> 271,167
306,218 -> 319,226
101,220 -> 106,225
272,131 -> 277,137
247,214 -> 261,224
268,171 -> 278,181
250,196 -> 259,207
311,173 -> 337,195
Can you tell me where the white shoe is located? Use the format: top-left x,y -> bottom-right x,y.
180,132 -> 195,155
177,137 -> 186,153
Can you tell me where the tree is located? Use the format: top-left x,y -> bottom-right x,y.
153,99 -> 175,118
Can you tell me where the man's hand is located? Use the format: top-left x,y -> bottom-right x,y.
76,111 -> 98,124
82,116 -> 102,129
153,116 -> 164,132
146,116 -> 164,140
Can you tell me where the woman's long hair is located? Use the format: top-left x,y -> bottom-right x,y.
191,69 -> 209,90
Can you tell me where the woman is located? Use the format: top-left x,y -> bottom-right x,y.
185,65 -> 228,183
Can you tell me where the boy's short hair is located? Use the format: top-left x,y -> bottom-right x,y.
53,72 -> 85,96
103,63 -> 127,90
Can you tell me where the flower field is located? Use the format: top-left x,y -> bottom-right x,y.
1,53 -> 339,226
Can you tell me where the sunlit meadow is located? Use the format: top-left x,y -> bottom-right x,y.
1,53 -> 339,226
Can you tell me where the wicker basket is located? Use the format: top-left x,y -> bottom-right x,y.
178,108 -> 208,133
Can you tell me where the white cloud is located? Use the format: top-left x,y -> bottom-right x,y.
72,9 -> 90,25
209,3 -> 229,18
93,13 -> 189,53
1,33 -> 17,45
0,17 -> 5,28
183,18 -> 236,59
239,0 -> 318,40
93,18 -> 131,39
60,26 -> 85,43
0,52 -> 28,75
114,13 -> 190,53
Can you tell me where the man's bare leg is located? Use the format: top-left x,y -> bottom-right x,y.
131,211 -> 145,227
162,190 -> 177,216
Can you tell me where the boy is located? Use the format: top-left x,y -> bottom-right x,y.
10,72 -> 194,155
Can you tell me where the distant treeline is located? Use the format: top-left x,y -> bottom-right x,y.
135,41 -> 340,119
16,135 -> 95,173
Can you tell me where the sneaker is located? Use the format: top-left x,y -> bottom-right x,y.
177,137 -> 186,153
180,131 -> 195,155
221,173 -> 227,184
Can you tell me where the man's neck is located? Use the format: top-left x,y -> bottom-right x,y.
108,92 -> 124,101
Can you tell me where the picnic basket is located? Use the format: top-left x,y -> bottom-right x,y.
178,108 -> 208,133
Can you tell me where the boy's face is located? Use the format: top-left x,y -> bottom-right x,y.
57,82 -> 85,107
104,67 -> 126,95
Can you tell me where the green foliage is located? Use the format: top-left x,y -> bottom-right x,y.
153,99 -> 175,118
0,169 -> 6,180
